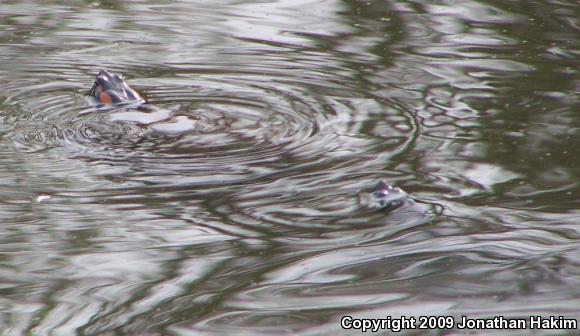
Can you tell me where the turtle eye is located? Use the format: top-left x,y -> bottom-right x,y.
114,74 -> 123,81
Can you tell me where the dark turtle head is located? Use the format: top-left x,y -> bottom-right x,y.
368,181 -> 408,211
89,69 -> 144,106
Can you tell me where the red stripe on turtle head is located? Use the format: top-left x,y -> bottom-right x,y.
98,90 -> 113,105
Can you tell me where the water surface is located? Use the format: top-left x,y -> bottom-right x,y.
0,0 -> 579,335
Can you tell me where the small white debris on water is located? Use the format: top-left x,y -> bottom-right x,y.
36,195 -> 51,203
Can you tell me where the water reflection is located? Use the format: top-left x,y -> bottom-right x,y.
0,0 -> 579,335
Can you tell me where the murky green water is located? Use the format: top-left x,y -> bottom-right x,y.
0,0 -> 579,335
